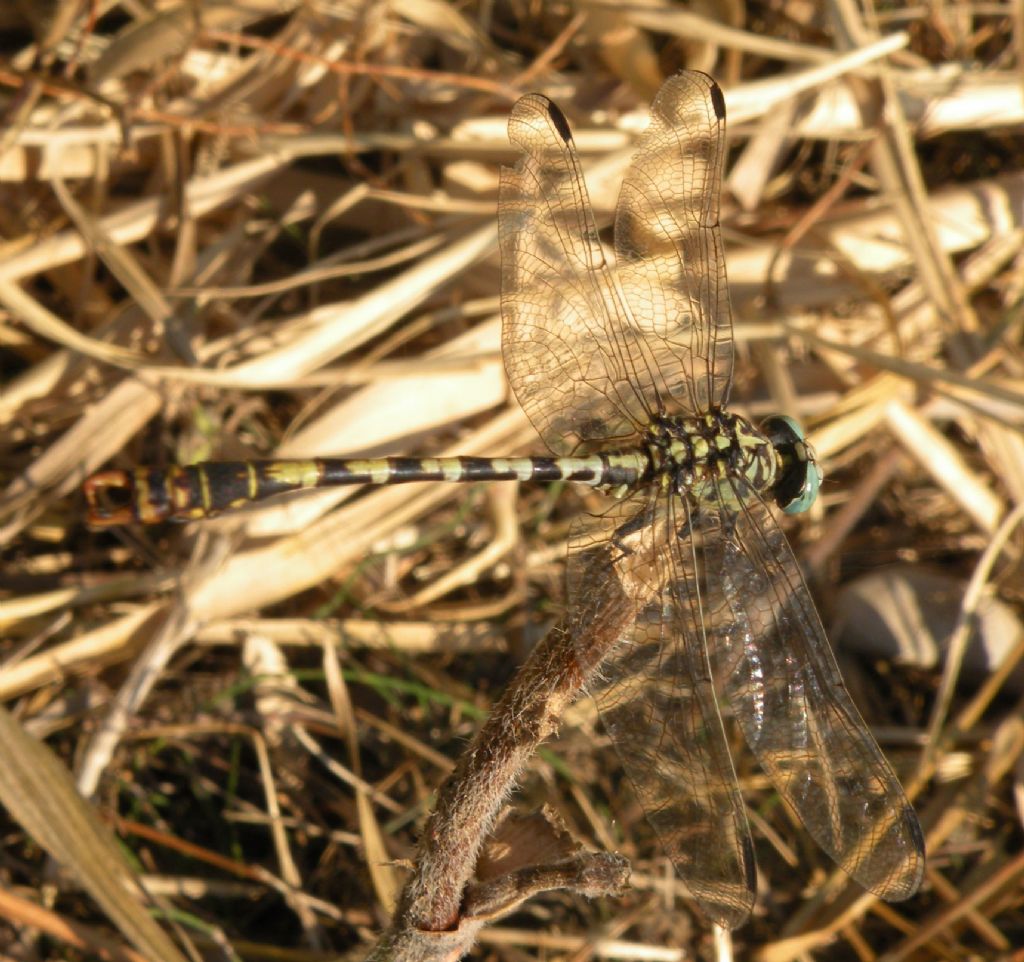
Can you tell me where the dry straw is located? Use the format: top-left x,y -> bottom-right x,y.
1,3 -> 1022,960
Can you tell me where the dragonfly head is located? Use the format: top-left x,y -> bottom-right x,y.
760,415 -> 822,514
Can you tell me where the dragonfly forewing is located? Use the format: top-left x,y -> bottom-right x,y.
614,71 -> 734,413
711,481 -> 925,900
499,73 -> 735,457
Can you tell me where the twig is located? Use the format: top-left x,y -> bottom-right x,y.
368,549 -> 634,960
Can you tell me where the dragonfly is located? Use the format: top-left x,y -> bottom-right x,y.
85,71 -> 924,928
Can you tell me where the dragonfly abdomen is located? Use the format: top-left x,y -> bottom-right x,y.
84,453 -> 651,526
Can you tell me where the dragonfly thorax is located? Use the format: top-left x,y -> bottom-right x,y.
639,409 -> 822,515
645,409 -> 777,504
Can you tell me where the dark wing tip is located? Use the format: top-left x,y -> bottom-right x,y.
545,100 -> 573,143
708,79 -> 726,120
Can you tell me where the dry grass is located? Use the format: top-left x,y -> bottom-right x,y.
2,2 -> 1024,960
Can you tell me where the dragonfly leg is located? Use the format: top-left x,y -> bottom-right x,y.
607,501 -> 657,563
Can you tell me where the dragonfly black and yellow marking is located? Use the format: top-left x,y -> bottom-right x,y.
84,71 -> 922,928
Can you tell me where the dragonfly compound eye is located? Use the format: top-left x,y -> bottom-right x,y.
82,71 -> 923,927
760,414 -> 822,515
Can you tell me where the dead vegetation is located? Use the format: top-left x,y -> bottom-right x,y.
1,2 -> 1023,960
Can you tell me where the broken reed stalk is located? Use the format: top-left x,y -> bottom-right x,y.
368,546 -> 634,961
